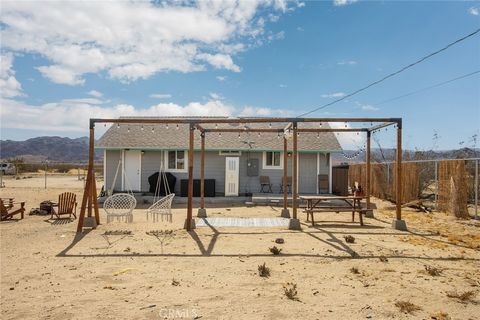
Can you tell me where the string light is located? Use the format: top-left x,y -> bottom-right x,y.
141,125 -> 144,131
127,126 -> 130,133
317,132 -> 320,139
238,133 -> 241,139
215,124 -> 218,129
166,124 -> 169,130
219,132 -> 222,137
151,127 -> 155,133
117,123 -> 120,129
277,132 -> 280,139
104,123 -> 106,127
258,132 -> 261,137
319,122 -> 322,127
176,124 -> 179,130
269,123 -> 272,129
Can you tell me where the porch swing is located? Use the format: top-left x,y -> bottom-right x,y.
103,159 -> 137,223
146,153 -> 175,222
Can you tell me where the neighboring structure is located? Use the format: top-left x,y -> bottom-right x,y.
96,117 -> 342,196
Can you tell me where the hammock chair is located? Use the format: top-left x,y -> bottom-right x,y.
147,153 -> 175,222
104,159 -> 137,223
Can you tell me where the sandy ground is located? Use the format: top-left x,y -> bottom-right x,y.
1,175 -> 479,320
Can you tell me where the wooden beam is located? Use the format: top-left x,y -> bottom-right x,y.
396,123 -> 402,220
368,122 -> 395,132
297,128 -> 368,133
90,117 -> 403,125
283,137 -> 288,210
186,124 -> 195,231
366,131 -> 371,209
200,132 -> 205,210
292,123 -> 298,219
206,128 -> 281,133
77,125 -> 96,232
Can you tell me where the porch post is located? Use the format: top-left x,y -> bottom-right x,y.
289,122 -> 301,230
77,119 -> 98,232
281,137 -> 290,218
185,123 -> 196,230
198,131 -> 207,217
365,131 -> 374,218
392,119 -> 407,230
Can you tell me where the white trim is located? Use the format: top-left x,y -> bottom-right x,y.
164,150 -> 188,173
262,151 -> 284,170
328,153 -> 333,194
121,150 -> 125,191
139,150 -> 142,191
103,149 -> 107,190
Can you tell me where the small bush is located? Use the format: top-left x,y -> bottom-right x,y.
379,256 -> 388,262
394,301 -> 422,314
171,278 -> 180,286
258,263 -> 270,278
446,290 -> 477,302
350,267 -> 360,274
344,235 -> 355,243
283,282 -> 298,301
430,311 -> 451,320
424,265 -> 442,276
269,246 -> 282,255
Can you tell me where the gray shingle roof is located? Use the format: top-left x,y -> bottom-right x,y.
96,118 -> 342,152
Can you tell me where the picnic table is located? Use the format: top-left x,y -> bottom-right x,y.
299,195 -> 366,226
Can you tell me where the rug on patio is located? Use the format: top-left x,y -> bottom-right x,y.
195,217 -> 290,227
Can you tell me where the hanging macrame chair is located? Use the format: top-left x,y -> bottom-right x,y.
104,158 -> 137,223
147,152 -> 175,222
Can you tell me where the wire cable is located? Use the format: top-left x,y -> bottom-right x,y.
297,28 -> 480,117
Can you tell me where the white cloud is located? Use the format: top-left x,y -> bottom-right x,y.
0,98 -> 234,133
333,0 -> 358,6
87,90 -> 103,98
197,53 -> 241,72
209,92 -> 223,100
321,92 -> 346,98
0,53 -> 23,98
216,76 -> 227,81
149,93 -> 172,99
337,60 -> 357,65
0,1 -> 292,85
469,7 -> 479,15
279,84 -> 287,88
361,104 -> 379,111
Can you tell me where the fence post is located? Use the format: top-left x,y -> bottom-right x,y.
434,160 -> 438,209
475,159 -> 478,220
44,161 -> 48,189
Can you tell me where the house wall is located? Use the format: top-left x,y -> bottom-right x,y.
104,150 -> 330,195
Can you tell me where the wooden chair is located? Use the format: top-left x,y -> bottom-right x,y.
1,198 -> 25,221
259,176 -> 273,193
51,192 -> 77,219
279,176 -> 292,193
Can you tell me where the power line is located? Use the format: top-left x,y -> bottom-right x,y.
297,28 -> 480,117
373,70 -> 480,106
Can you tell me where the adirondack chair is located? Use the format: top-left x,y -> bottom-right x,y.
51,192 -> 77,219
0,198 -> 25,221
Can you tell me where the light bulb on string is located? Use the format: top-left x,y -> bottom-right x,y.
219,132 -> 222,137
215,124 -> 218,129
141,125 -> 144,131
127,126 -> 130,133
269,123 -> 272,129
117,123 -> 120,129
166,124 -> 169,130
151,127 -> 155,133
238,133 -> 241,139
176,124 -> 179,130
317,133 -> 320,139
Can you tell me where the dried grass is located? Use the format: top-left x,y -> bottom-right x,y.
258,263 -> 270,278
446,290 -> 477,303
283,282 -> 298,301
394,301 -> 422,314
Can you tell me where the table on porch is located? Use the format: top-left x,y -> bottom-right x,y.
299,195 -> 366,226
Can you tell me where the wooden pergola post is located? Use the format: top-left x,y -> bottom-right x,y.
366,131 -> 372,207
77,121 -> 99,232
392,120 -> 407,230
281,137 -> 290,218
289,122 -> 301,229
185,123 -> 195,230
198,131 -> 207,218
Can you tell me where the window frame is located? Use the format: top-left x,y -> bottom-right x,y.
165,150 -> 188,173
262,151 -> 283,170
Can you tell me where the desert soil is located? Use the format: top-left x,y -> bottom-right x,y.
1,175 -> 479,320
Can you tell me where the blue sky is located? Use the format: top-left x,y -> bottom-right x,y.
1,0 -> 479,151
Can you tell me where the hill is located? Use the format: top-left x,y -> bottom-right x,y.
0,136 -> 101,163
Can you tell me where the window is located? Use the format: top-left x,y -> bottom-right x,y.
219,150 -> 242,156
263,151 -> 283,169
166,150 -> 187,172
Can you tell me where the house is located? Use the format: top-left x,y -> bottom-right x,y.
96,117 -> 342,197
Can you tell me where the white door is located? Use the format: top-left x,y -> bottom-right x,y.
123,150 -> 141,191
225,157 -> 239,196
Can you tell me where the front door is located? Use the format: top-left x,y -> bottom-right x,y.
225,157 -> 239,196
123,150 -> 141,191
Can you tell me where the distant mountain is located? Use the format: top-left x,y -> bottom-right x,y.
333,147 -> 479,165
0,136 -> 102,163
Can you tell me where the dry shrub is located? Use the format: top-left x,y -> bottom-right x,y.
424,265 -> 442,276
379,256 -> 388,262
350,267 -> 360,274
344,235 -> 355,243
283,282 -> 298,301
430,311 -> 451,320
258,263 -> 270,278
269,246 -> 282,255
394,301 -> 422,314
446,290 -> 477,303
171,278 -> 180,286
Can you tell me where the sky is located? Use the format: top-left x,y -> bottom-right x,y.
0,0 -> 479,151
